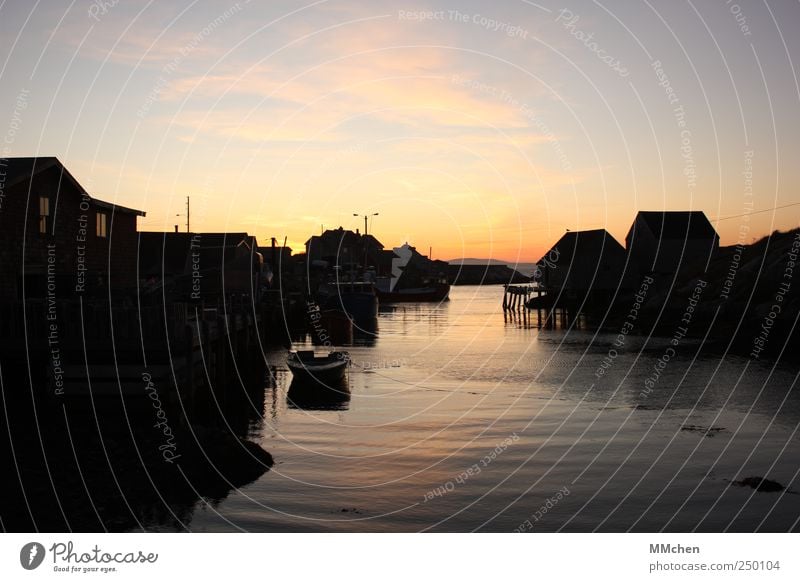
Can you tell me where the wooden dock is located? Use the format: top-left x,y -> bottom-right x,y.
0,296 -> 284,425
502,284 -> 584,329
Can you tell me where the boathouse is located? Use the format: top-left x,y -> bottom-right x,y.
625,211 -> 719,275
534,229 -> 627,307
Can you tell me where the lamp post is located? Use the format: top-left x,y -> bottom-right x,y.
353,212 -> 379,236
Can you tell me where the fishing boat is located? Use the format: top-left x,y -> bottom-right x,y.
317,281 -> 378,320
287,350 -> 350,386
374,242 -> 450,303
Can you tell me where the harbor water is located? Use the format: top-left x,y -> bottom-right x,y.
180,285 -> 800,532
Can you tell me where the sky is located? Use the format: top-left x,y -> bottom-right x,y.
1,0 -> 799,262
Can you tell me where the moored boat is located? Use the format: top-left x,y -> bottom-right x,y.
317,281 -> 378,320
287,350 -> 350,386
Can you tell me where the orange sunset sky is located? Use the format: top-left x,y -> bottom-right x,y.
1,1 -> 798,262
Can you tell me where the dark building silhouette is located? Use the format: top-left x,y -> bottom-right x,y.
305,226 -> 384,272
137,231 -> 263,299
536,229 -> 627,295
257,239 -> 292,273
626,211 -> 719,275
0,157 -> 145,300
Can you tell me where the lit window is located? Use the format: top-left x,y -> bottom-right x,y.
96,212 -> 107,238
39,196 -> 49,234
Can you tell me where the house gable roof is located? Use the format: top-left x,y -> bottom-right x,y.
305,228 -> 384,251
538,229 -> 625,265
1,156 -> 146,216
631,211 -> 717,241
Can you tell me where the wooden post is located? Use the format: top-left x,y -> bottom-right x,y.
184,324 -> 194,424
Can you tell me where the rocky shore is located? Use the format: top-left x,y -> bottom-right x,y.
598,228 -> 800,361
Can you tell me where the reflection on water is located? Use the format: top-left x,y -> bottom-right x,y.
287,378 -> 351,411
188,287 -> 800,530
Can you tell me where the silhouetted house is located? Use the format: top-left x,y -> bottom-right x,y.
305,227 -> 384,272
0,157 -> 145,301
257,239 -> 292,273
138,232 -> 263,299
535,229 -> 626,305
626,211 -> 719,275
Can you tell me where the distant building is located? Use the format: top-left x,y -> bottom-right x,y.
138,231 -> 263,299
305,227 -> 384,272
0,157 -> 145,300
257,238 -> 292,272
626,211 -> 719,275
535,229 -> 627,302
383,243 -> 448,290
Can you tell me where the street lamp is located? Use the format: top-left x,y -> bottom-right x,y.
353,212 -> 379,236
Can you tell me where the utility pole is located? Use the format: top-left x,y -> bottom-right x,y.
186,196 -> 190,233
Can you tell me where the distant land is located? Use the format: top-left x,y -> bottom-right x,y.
446,259 -> 533,286
448,258 -> 538,277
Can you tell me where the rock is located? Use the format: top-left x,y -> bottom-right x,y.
732,476 -> 785,492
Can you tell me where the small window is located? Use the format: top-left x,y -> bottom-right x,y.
39,196 -> 50,234
96,212 -> 107,238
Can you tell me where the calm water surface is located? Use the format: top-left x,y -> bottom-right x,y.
185,286 -> 800,532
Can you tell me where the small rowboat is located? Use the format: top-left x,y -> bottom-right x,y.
287,350 -> 350,386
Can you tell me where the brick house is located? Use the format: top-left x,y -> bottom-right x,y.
0,157 -> 145,301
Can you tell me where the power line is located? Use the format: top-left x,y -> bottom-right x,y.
712,201 -> 800,222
